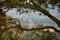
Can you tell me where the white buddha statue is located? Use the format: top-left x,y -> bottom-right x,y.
28,19 -> 35,29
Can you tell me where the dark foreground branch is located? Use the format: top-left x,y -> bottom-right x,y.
20,26 -> 60,33
25,3 -> 60,27
6,18 -> 60,33
6,26 -> 60,33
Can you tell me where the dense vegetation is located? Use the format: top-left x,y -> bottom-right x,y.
0,0 -> 60,40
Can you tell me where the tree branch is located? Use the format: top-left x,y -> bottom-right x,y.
5,25 -> 60,33
24,3 -> 60,27
19,26 -> 60,33
6,18 -> 60,33
8,18 -> 22,29
4,9 -> 10,13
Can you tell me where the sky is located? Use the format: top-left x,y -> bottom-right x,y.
6,7 -> 60,26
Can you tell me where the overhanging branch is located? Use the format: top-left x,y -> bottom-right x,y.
2,2 -> 60,27
24,3 -> 60,27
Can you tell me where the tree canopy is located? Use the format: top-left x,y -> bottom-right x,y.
0,0 -> 60,40
0,0 -> 60,32
0,0 -> 60,26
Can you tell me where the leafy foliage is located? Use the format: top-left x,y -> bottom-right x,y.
0,0 -> 60,40
0,25 -> 59,40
